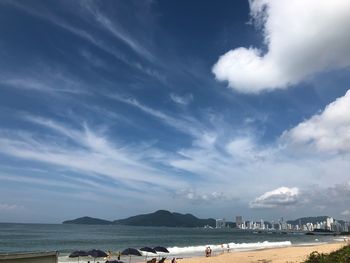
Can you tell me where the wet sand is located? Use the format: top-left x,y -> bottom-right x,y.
173,242 -> 345,263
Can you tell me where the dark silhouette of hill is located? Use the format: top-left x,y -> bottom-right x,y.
114,210 -> 216,227
63,216 -> 112,225
63,210 -> 215,227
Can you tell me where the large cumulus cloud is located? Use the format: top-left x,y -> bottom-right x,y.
282,89 -> 350,153
250,187 -> 299,208
213,0 -> 350,93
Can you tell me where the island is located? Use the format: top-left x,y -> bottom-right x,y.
63,210 -> 216,227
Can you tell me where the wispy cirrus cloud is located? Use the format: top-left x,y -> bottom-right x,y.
1,92 -> 350,218
0,69 -> 89,95
3,0 -> 156,74
0,115 -> 186,192
80,0 -> 155,62
110,94 -> 207,138
0,202 -> 23,211
170,93 -> 193,105
175,189 -> 228,204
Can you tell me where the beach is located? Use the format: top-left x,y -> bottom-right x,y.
175,242 -> 345,263
1,223 -> 348,263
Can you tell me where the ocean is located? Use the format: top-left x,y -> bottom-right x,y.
0,223 -> 342,262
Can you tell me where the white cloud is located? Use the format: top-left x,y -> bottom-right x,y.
81,1 -> 154,62
341,209 -> 350,216
213,0 -> 350,93
0,69 -> 88,95
5,1 -> 149,71
227,137 -> 259,161
111,94 -> 206,138
175,189 -> 226,204
170,93 -> 193,105
0,117 -> 185,191
282,90 -> 350,153
0,203 -> 23,211
250,187 -> 299,208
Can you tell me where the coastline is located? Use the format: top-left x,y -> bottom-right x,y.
55,239 -> 350,263
174,241 -> 347,263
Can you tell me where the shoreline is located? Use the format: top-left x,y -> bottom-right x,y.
173,241 -> 348,263
52,238 -> 350,262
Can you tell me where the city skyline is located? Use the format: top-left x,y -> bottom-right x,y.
1,0 -> 350,223
216,215 -> 350,232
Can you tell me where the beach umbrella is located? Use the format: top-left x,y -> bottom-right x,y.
69,250 -> 88,263
88,249 -> 108,263
154,246 -> 169,261
140,247 -> 157,261
153,247 -> 169,253
121,248 -> 142,263
140,247 -> 157,254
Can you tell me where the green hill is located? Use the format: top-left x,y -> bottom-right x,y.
63,216 -> 112,225
114,210 -> 216,227
63,210 -> 216,227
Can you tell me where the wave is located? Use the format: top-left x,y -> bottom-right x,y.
167,241 -> 292,255
57,241 -> 293,262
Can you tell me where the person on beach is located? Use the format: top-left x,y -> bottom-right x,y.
205,247 -> 209,257
221,244 -> 224,253
227,244 -> 230,253
171,257 -> 177,263
117,251 -> 121,260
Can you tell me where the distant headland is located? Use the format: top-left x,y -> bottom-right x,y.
63,211 -> 348,232
63,210 -> 216,227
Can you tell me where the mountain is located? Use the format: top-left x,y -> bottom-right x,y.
63,216 -> 112,225
114,210 -> 216,227
63,210 -> 216,227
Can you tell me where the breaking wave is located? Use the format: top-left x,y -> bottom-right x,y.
167,241 -> 292,255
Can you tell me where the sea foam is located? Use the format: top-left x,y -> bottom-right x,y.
58,241 -> 292,262
167,241 -> 292,255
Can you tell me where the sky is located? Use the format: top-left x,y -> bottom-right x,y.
0,0 -> 350,223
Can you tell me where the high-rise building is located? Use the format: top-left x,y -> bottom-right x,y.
326,217 -> 334,230
236,216 -> 243,229
216,218 -> 226,228
260,219 -> 265,230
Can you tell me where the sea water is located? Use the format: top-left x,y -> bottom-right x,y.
0,223 -> 342,262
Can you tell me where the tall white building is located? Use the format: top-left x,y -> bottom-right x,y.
260,219 -> 265,230
236,216 -> 243,229
216,218 -> 226,228
326,217 -> 334,230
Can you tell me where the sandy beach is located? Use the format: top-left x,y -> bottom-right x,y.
174,242 -> 345,263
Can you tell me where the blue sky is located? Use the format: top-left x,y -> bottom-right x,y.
1,0 -> 350,223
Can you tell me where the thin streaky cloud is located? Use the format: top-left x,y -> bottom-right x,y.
110,94 -> 207,139
81,0 -> 155,62
3,1 -> 137,70
0,117 -> 186,190
170,93 -> 194,105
